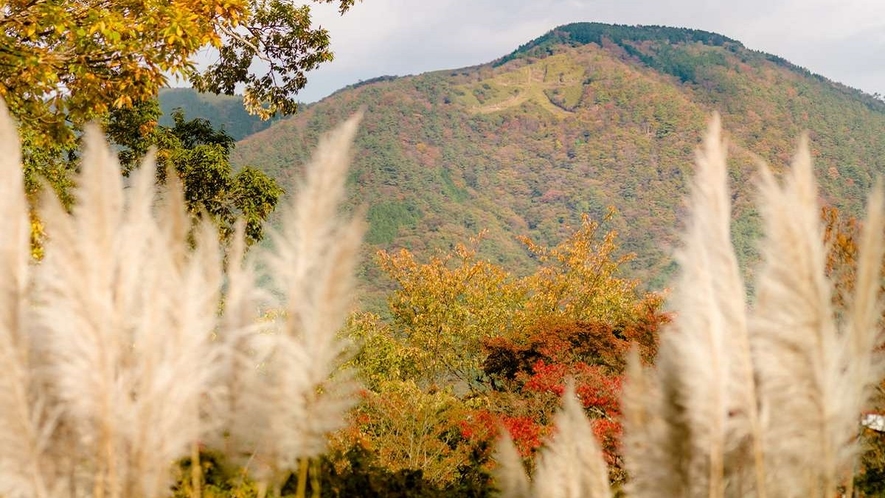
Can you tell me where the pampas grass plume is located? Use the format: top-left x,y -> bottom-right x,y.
495,431 -> 531,498
0,97 -> 366,498
34,124 -> 223,498
498,383 -> 610,498
218,112 -> 366,494
496,114 -> 885,498
629,113 -> 765,497
0,98 -> 59,498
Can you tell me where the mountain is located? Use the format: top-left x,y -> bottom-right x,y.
231,22 -> 885,295
158,88 -> 281,140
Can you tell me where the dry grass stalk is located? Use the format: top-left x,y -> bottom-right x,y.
0,89 -> 58,498
33,125 -> 222,498
0,98 -> 365,498
495,431 -> 531,498
497,383 -> 611,498
214,112 -> 366,495
751,136 -> 885,497
497,115 -> 885,498
627,114 -> 766,498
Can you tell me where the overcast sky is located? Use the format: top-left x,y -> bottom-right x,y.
284,0 -> 885,103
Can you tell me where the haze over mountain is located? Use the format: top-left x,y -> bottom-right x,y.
158,88 -> 280,141
222,22 -> 885,293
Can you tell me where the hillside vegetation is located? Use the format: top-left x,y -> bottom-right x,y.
158,88 -> 282,141
231,22 -> 885,294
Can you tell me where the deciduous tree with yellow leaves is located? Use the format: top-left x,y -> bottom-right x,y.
342,213 -> 669,489
1,0 -> 358,195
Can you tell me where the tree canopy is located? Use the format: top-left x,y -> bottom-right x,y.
1,0 -> 360,201
1,0 -> 358,138
343,214 -> 669,487
1,0 -> 354,241
106,100 -> 283,245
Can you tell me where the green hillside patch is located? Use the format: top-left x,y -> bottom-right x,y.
545,85 -> 583,111
440,167 -> 469,203
451,54 -> 585,116
158,88 -> 279,140
366,201 -> 422,245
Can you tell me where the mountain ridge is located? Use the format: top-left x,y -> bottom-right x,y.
229,22 -> 885,297
158,87 -> 282,140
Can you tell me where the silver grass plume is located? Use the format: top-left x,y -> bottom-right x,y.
621,347 -> 669,497
34,125 -> 223,498
504,115 -> 885,498
0,97 -> 366,497
221,113 -> 366,493
497,384 -> 611,498
209,219 -> 269,456
750,137 -> 885,497
0,100 -> 61,498
534,383 -> 611,498
626,114 -> 765,497
494,431 -> 531,498
845,181 -> 885,450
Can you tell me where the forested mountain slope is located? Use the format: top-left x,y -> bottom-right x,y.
158,88 -> 281,140
232,22 -> 885,291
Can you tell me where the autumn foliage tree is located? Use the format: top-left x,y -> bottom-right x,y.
343,212 -> 670,489
374,234 -> 525,390
1,0 -> 359,197
519,211 -> 643,325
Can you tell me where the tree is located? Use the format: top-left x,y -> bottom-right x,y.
192,0 -> 360,120
475,311 -> 668,486
519,211 -> 649,327
1,0 -> 359,195
343,213 -> 669,488
106,101 -> 283,245
376,235 -> 525,390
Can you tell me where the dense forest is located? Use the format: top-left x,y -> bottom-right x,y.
231,23 -> 885,301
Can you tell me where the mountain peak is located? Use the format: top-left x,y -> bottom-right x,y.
497,22 -> 743,66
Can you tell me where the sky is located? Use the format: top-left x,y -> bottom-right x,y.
284,0 -> 885,103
